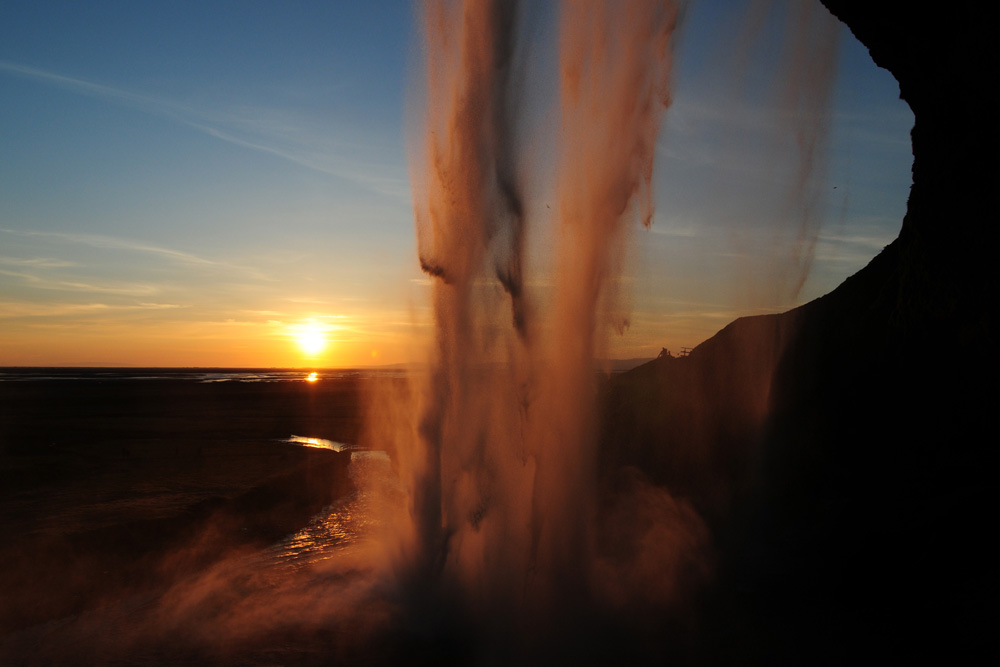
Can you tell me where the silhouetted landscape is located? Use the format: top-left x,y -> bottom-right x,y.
601,1 -> 997,661
1,1 -> 996,664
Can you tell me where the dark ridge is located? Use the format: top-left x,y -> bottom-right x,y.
599,1 -> 998,661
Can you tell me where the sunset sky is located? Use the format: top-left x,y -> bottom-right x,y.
0,1 -> 913,368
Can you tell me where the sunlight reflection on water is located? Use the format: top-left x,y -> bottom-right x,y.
283,435 -> 348,452
256,449 -> 396,573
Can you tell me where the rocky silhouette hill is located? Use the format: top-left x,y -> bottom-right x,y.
600,2 -> 997,662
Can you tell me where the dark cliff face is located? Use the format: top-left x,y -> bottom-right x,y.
820,1 -> 998,349
601,2 -> 997,662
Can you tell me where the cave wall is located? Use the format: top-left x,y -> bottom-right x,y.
602,3 -> 997,661
820,0 -> 998,350
740,3 -> 998,660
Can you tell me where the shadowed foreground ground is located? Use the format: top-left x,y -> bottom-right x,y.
0,375 -> 359,640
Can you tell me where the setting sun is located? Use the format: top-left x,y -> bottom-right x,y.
293,321 -> 329,357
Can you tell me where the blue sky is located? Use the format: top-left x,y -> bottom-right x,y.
0,0 -> 912,366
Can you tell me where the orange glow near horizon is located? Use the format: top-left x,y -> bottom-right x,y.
0,301 -> 685,369
0,311 -> 701,369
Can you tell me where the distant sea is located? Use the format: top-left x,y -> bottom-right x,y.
0,367 -> 406,383
0,358 -> 649,383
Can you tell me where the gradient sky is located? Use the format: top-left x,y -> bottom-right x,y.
0,0 -> 912,368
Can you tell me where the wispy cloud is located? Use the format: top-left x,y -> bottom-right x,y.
0,60 -> 408,200
816,230 -> 895,250
0,301 -> 110,318
0,61 -> 159,109
0,267 -> 159,296
0,256 -> 76,268
285,296 -> 335,305
645,220 -> 704,238
0,300 -> 180,318
2,228 -> 219,266
136,302 -> 182,310
239,309 -> 284,317
0,228 -> 277,283
811,230 -> 895,265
